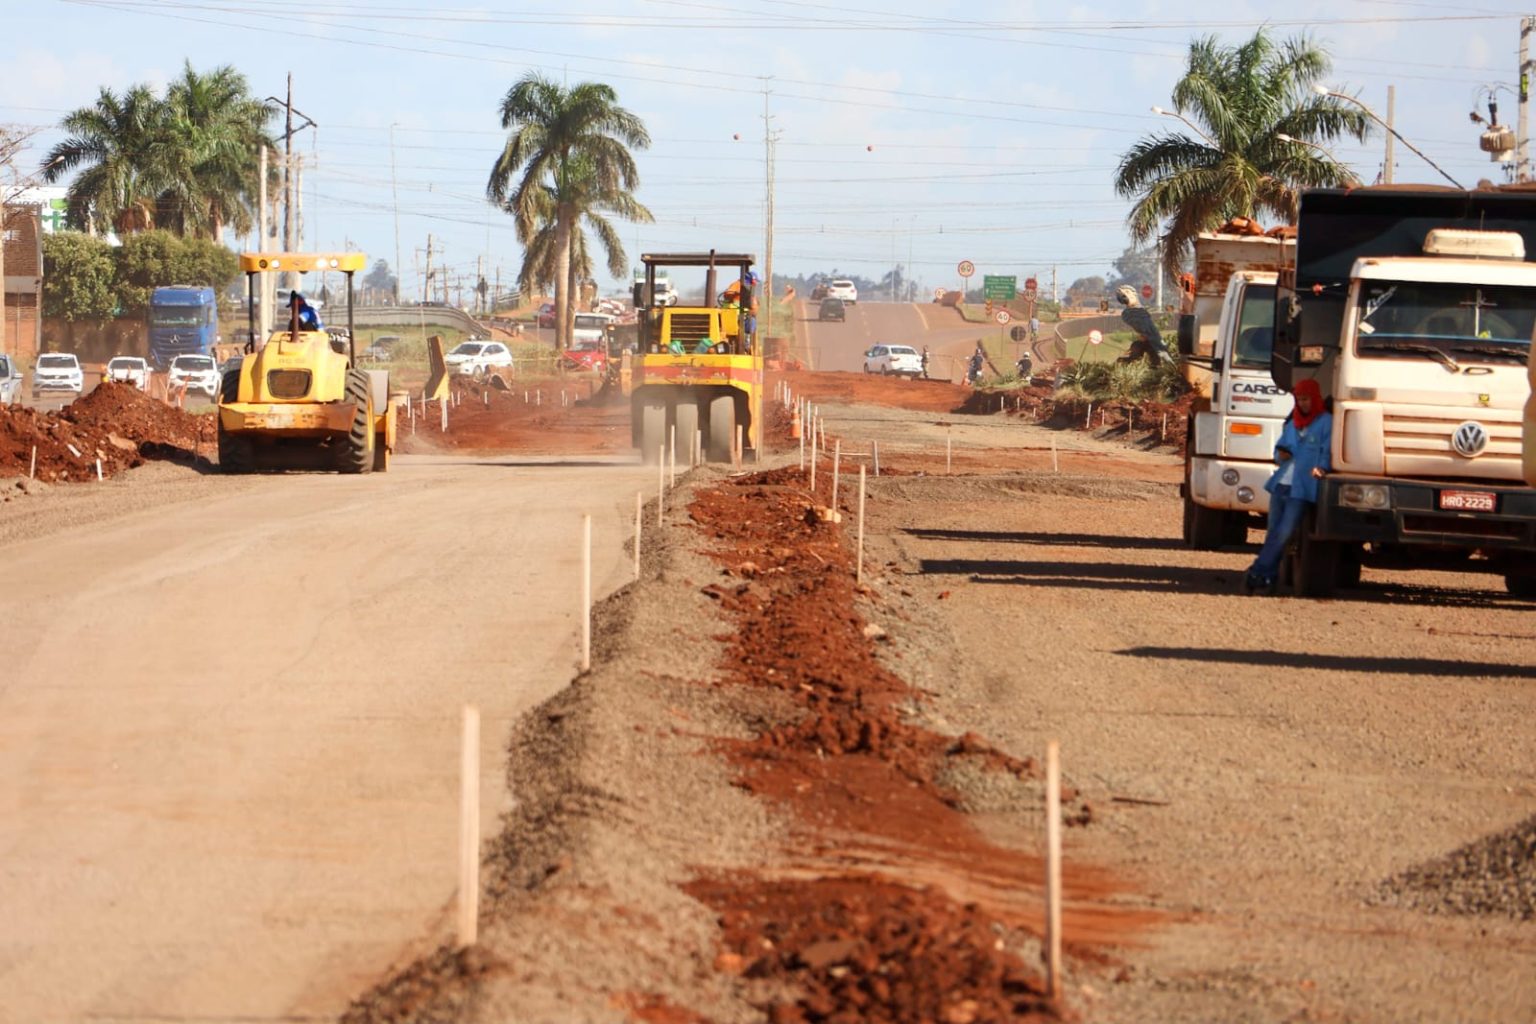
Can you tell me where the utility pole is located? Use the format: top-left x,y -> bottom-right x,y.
761,86 -> 780,348
258,145 -> 271,340
390,123 -> 402,305
1383,85 -> 1396,184
1051,265 -> 1058,305
1521,17 -> 1534,182
264,74 -> 315,291
423,234 -> 434,304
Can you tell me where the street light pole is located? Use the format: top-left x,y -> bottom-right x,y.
1150,105 -> 1219,148
1314,85 -> 1462,188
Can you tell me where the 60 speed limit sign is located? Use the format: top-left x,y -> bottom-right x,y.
957,260 -> 975,277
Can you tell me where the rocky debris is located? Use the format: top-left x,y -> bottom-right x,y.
339,945 -> 494,1024
1375,813 -> 1536,921
0,383 -> 213,484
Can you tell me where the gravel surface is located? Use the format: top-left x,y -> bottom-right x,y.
1376,813 -> 1536,922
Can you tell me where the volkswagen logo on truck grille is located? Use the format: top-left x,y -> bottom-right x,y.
1451,421 -> 1490,458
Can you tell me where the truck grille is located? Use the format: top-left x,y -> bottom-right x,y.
1383,411 -> 1523,479
267,369 -> 311,399
667,313 -> 715,347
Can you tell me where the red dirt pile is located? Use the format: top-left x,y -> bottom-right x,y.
396,379 -> 629,456
0,383 -> 213,483
681,470 -> 1143,1022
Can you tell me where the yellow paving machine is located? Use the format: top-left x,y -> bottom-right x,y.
630,251 -> 763,464
218,252 -> 397,473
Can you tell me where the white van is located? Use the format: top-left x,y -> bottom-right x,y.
572,312 -> 615,349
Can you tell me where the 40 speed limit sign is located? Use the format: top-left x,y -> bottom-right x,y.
994,309 -> 1012,325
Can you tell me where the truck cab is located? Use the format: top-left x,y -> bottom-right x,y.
1178,229 -> 1295,548
148,286 -> 219,370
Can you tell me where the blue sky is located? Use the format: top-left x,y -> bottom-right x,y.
2,1 -> 1530,300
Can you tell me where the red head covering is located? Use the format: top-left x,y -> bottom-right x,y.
1291,379 -> 1324,429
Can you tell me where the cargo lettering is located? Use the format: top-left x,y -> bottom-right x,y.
1231,381 -> 1282,396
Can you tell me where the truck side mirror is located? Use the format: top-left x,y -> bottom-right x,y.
1176,314 -> 1197,357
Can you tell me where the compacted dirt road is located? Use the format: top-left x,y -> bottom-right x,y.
0,452 -> 653,1023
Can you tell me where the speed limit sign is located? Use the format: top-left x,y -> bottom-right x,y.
957,260 -> 975,278
933,286 -> 946,300
995,309 -> 1012,325
1088,329 -> 1104,345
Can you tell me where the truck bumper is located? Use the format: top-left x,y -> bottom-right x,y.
1186,456 -> 1272,515
1313,474 -> 1536,551
219,402 -> 356,435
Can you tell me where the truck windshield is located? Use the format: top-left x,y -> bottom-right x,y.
1354,280 -> 1534,366
151,308 -> 210,327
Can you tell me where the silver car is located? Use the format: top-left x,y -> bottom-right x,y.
0,354 -> 21,404
863,344 -> 923,377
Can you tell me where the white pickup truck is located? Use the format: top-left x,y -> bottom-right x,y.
106,356 -> 151,391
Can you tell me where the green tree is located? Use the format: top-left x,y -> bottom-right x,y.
363,258 -> 398,303
113,230 -> 238,315
515,155 -> 652,321
153,63 -> 273,240
486,74 -> 649,348
1114,30 -> 1369,264
41,65 -> 272,241
41,84 -> 164,235
41,232 -> 118,320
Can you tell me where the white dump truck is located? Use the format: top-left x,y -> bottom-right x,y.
1266,187 -> 1536,598
1177,224 -> 1296,548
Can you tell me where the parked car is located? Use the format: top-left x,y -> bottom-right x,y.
106,356 -> 151,391
536,303 -> 557,328
827,279 -> 859,304
32,353 -> 84,396
571,312 -> 615,350
444,339 -> 514,377
863,344 -> 923,377
167,353 -> 220,399
818,297 -> 846,322
809,282 -> 829,301
0,354 -> 22,404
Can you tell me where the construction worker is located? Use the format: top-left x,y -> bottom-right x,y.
288,290 -> 323,332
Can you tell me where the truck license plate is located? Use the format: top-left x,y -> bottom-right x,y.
1438,490 -> 1496,512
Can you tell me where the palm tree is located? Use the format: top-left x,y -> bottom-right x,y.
41,84 -> 164,235
514,156 -> 653,336
1114,30 -> 1370,264
486,73 -> 649,348
153,63 -> 273,240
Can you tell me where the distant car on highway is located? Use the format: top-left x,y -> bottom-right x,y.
445,339 -> 514,377
0,354 -> 22,404
33,353 -> 84,397
362,334 -> 401,362
168,354 -> 219,399
827,279 -> 858,304
809,282 -> 829,301
106,356 -> 151,391
863,344 -> 923,378
818,297 -> 846,322
536,302 -> 557,328
562,339 -> 608,373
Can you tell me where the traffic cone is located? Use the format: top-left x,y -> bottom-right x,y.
790,407 -> 802,439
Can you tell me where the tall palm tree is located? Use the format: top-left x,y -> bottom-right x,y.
154,63 -> 273,240
41,84 -> 164,235
486,73 -> 649,348
1114,30 -> 1370,264
514,156 -> 653,338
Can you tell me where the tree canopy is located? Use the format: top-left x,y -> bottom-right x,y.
1114,30 -> 1369,264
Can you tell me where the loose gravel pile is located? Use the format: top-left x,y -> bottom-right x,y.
1375,813 -> 1536,921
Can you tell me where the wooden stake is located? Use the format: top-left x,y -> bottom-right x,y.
95,459 -> 103,481
458,705 -> 481,948
856,466 -> 867,585
832,440 -> 841,510
696,429 -> 703,468
1045,739 -> 1062,999
657,451 -> 665,528
1085,402 -> 1092,429
581,514 -> 592,672
810,418 -> 818,490
799,420 -> 805,471
29,445 -> 37,479
873,440 -> 880,477
737,424 -> 745,469
669,425 -> 676,488
634,491 -> 642,581
1051,436 -> 1059,473
440,398 -> 448,432
1161,412 -> 1168,441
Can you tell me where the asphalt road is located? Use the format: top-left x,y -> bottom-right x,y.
796,300 -> 1027,380
0,454 -> 654,1023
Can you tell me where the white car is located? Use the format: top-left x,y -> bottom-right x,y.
863,344 -> 923,377
445,339 -> 514,377
0,354 -> 22,404
32,353 -> 84,396
106,356 -> 151,391
167,354 -> 219,399
828,279 -> 859,304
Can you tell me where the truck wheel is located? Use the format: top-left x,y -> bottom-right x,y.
707,393 -> 736,463
336,369 -> 375,474
1182,492 -> 1231,550
1291,513 -> 1337,598
1222,513 -> 1250,546
1337,544 -> 1363,589
674,399 -> 699,466
1505,573 -> 1536,600
638,399 -> 666,465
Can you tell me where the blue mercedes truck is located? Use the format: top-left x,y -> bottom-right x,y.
148,286 -> 219,369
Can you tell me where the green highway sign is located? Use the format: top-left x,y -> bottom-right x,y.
983,275 -> 1016,301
